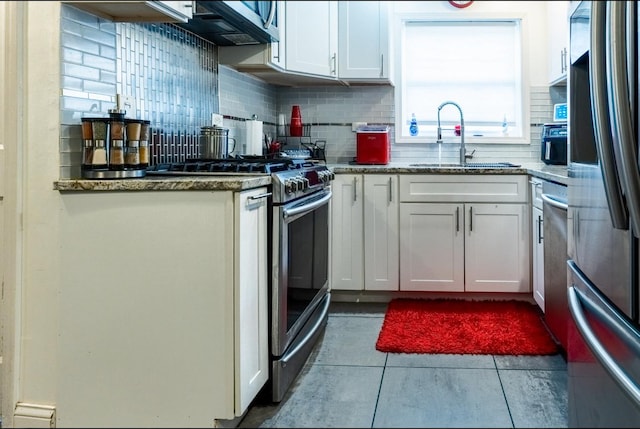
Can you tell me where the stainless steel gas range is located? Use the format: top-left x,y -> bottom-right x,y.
147,156 -> 335,402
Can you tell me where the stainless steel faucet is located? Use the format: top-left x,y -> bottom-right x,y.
436,101 -> 468,165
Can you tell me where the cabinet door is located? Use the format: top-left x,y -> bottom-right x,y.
234,187 -> 269,415
532,205 -> 545,310
62,1 -> 193,22
548,0 -> 569,84
465,203 -> 531,293
331,174 -> 364,290
363,175 -> 399,291
399,203 -> 464,292
338,1 -> 392,83
285,0 -> 338,77
155,1 -> 193,20
269,0 -> 287,69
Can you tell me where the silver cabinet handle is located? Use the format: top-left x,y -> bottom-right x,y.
331,53 -> 337,75
246,191 -> 271,209
469,206 -> 473,232
352,176 -> 357,203
388,177 -> 392,203
537,215 -> 543,244
249,192 -> 272,200
456,206 -> 460,232
380,54 -> 384,77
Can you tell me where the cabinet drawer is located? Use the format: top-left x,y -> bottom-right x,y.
530,177 -> 544,210
399,174 -> 528,203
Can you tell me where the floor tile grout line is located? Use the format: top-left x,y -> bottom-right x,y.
370,353 -> 389,428
493,355 -> 517,429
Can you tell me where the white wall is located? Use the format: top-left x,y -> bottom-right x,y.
2,2 -> 62,427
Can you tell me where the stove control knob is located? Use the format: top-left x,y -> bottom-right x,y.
285,179 -> 296,193
297,177 -> 309,190
294,179 -> 301,192
329,171 -> 336,181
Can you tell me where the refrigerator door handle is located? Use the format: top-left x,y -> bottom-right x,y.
607,1 -> 640,236
590,0 -> 628,230
568,284 -> 640,405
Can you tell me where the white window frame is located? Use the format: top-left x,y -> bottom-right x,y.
393,11 -> 531,145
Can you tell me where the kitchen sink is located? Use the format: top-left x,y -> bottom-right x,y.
464,162 -> 521,168
409,162 -> 521,169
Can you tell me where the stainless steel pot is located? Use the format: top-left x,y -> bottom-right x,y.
200,126 -> 236,159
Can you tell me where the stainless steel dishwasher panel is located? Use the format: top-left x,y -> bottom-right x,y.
542,180 -> 568,351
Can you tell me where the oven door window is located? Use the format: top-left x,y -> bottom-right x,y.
284,198 -> 329,331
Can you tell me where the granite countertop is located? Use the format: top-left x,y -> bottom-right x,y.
328,161 -> 569,186
53,161 -> 568,192
54,174 -> 272,192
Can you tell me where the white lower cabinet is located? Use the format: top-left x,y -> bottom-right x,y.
331,174 -> 399,291
399,174 -> 531,293
363,174 -> 400,290
531,178 -> 545,310
464,202 -> 530,293
399,202 -> 464,292
331,174 -> 364,290
58,188 -> 268,427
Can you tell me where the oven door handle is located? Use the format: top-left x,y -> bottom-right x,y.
281,293 -> 331,366
283,191 -> 332,219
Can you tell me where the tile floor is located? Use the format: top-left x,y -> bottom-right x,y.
239,301 -> 568,428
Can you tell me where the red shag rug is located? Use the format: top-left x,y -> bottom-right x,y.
376,298 -> 559,355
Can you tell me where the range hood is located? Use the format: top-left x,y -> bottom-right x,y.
177,1 -> 279,46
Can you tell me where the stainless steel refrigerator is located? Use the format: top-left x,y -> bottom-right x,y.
567,1 -> 640,426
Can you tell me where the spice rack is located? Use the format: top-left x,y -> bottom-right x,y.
81,112 -> 150,179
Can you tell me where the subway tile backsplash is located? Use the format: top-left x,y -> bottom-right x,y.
59,4 -> 218,178
59,5 -> 564,178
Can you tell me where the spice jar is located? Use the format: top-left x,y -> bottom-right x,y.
139,120 -> 151,169
90,119 -> 109,170
108,109 -> 126,170
125,119 -> 141,169
81,118 -> 95,170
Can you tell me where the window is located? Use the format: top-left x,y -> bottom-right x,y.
395,16 -> 527,144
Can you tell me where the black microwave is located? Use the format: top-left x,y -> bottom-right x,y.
541,123 -> 568,165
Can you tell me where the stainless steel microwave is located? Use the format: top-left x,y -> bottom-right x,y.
178,1 -> 280,46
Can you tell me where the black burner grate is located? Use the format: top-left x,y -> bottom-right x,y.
146,156 -> 315,174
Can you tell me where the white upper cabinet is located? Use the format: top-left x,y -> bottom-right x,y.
285,1 -> 338,78
338,1 -> 393,84
548,0 -> 569,85
62,1 -> 193,22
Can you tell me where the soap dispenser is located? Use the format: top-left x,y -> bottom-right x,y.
409,113 -> 419,136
